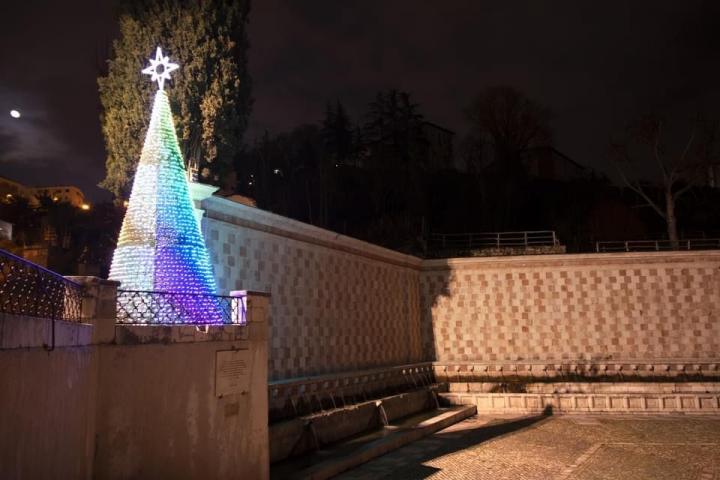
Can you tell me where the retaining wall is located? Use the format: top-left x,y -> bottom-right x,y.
421,252 -> 720,373
197,197 -> 720,415
203,196 -> 424,381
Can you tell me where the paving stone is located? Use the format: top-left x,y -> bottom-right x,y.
335,415 -> 720,480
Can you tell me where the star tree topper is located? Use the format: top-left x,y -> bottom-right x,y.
142,47 -> 179,90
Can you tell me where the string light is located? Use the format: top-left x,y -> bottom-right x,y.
109,48 -> 221,324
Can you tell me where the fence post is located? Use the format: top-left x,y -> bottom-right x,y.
496,233 -> 500,248
524,232 -> 528,248
65,276 -> 120,344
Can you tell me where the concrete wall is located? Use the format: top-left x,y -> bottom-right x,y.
422,251 -> 720,369
0,314 -> 97,480
202,197 -> 424,381
0,285 -> 270,480
94,319 -> 268,479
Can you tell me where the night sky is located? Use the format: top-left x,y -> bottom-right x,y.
2,0 -> 720,201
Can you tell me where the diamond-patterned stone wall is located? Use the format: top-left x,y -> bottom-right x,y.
421,253 -> 720,364
203,199 -> 424,381
202,197 -> 720,385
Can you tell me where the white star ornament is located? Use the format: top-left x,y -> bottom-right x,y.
142,47 -> 179,90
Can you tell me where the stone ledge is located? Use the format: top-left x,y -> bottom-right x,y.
433,361 -> 720,380
268,363 -> 434,423
422,249 -> 720,270
447,381 -> 720,395
114,323 -> 248,345
440,391 -> 720,414
0,313 -> 93,349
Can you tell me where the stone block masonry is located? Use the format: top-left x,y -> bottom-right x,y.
201,192 -> 720,384
421,252 -> 720,370
203,197 -> 424,381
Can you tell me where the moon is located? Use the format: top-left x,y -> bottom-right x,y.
10,110 -> 20,118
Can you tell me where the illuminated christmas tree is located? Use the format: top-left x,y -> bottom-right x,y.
109,47 -> 221,323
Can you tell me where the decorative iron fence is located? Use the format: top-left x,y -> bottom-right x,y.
116,289 -> 246,325
595,238 -> 720,253
0,248 -> 84,321
428,230 -> 559,251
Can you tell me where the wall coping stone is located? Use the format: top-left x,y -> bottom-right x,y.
0,313 -> 93,349
204,196 -> 423,270
115,323 -> 248,345
231,289 -> 271,298
422,250 -> 720,271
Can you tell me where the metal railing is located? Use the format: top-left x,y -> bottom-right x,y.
0,248 -> 84,322
596,238 -> 720,253
428,230 -> 559,251
116,289 -> 246,325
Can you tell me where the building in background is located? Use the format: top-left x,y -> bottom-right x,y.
0,176 -> 29,202
30,185 -> 88,208
0,175 -> 89,208
521,146 -> 592,182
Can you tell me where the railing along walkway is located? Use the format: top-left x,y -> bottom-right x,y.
0,248 -> 83,321
596,238 -> 720,253
429,230 -> 558,251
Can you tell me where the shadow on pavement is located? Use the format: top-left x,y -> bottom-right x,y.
345,408 -> 554,480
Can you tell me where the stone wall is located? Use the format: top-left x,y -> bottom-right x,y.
0,314 -> 97,480
200,196 -> 720,384
202,197 -> 424,381
421,251 -> 720,372
0,282 -> 270,480
94,317 -> 268,479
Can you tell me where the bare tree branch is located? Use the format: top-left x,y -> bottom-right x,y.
612,160 -> 667,219
653,120 -> 668,183
670,124 -> 697,184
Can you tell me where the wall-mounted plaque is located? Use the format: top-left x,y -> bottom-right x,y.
215,349 -> 250,397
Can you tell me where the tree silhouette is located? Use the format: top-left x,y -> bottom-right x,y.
98,0 -> 252,198
464,86 -> 552,230
612,115 -> 715,247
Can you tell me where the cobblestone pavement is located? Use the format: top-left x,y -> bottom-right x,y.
335,415 -> 720,480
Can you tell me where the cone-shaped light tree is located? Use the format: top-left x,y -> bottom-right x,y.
109,48 -> 221,323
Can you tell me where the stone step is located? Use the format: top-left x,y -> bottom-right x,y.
440,391 -> 720,414
270,405 -> 477,480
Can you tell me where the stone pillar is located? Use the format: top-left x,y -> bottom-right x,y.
188,181 -> 220,227
231,289 -> 271,479
65,276 -> 120,344
231,289 -> 270,336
